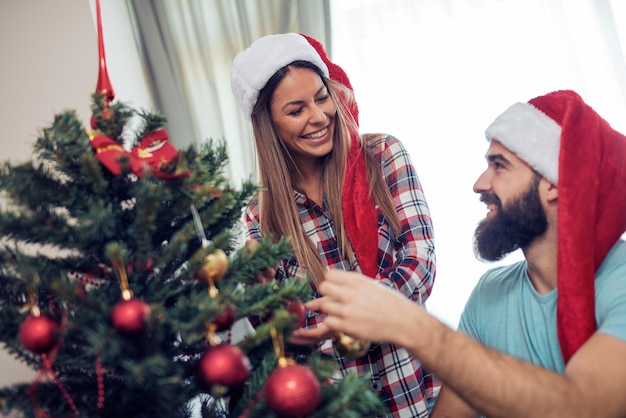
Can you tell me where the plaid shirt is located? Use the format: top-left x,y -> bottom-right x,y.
245,134 -> 440,417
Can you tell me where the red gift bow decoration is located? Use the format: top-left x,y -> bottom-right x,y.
89,129 -> 189,179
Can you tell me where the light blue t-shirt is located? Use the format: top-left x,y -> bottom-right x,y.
459,240 -> 626,372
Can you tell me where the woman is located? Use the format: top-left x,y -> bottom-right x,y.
231,33 -> 439,417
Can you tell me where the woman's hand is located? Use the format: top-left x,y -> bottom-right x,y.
289,322 -> 335,345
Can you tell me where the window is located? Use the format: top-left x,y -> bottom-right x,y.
331,0 -> 626,326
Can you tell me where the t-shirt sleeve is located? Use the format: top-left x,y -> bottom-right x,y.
595,242 -> 626,342
457,275 -> 487,341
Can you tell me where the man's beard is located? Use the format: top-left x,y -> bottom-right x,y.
474,175 -> 548,261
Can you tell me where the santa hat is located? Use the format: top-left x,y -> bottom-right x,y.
231,33 -> 329,120
485,89 -> 626,362
231,33 -> 379,279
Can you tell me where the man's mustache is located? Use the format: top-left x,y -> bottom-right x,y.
479,193 -> 501,207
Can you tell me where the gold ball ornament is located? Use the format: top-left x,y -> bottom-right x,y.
197,249 -> 229,298
198,249 -> 229,282
332,331 -> 371,359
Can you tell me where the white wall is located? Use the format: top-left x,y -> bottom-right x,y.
0,0 -> 150,391
331,0 -> 626,328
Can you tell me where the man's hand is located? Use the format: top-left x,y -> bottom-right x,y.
302,269 -> 417,345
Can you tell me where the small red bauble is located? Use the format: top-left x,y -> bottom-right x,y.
111,298 -> 151,335
213,304 -> 237,332
265,364 -> 320,418
197,344 -> 250,398
89,108 -> 113,129
286,300 -> 306,328
19,314 -> 59,354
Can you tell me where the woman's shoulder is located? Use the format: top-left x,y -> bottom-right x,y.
245,194 -> 260,216
362,133 -> 406,156
362,132 -> 400,146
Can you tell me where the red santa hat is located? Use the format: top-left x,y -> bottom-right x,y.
231,33 -> 379,279
485,89 -> 626,362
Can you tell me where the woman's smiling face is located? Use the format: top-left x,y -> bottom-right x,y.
270,66 -> 336,166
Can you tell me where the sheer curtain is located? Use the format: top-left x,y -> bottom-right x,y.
127,0 -> 332,360
331,0 -> 626,327
129,0 -> 331,186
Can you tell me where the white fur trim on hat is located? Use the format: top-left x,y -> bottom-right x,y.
231,33 -> 330,119
485,102 -> 562,184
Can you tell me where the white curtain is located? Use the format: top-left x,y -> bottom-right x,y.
129,0 -> 331,187
330,0 -> 626,327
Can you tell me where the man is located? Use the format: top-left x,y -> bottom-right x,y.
296,90 -> 626,417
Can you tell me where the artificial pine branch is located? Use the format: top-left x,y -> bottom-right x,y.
0,94 -> 385,417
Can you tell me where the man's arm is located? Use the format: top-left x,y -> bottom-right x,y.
304,270 -> 626,418
430,386 -> 477,418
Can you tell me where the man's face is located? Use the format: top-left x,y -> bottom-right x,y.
473,141 -> 548,261
474,174 -> 547,261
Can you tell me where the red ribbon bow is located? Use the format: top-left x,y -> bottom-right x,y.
89,129 -> 189,179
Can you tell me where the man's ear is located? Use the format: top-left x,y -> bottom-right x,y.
544,180 -> 558,204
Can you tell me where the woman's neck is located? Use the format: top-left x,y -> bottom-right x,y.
295,164 -> 324,206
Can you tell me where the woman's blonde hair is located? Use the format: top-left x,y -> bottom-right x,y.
250,61 -> 400,286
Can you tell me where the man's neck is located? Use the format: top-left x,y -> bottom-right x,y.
522,234 -> 558,295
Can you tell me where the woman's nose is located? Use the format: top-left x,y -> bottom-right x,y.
310,105 -> 327,123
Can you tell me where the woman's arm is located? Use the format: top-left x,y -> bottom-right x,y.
371,134 -> 436,304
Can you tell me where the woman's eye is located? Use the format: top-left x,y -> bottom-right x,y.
316,94 -> 330,103
288,108 -> 303,116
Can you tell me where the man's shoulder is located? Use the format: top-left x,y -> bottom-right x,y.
482,260 -> 526,281
600,239 -> 626,271
459,261 -> 529,338
595,239 -> 626,293
473,261 -> 527,296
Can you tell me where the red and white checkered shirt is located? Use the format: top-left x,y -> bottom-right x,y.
245,134 -> 440,417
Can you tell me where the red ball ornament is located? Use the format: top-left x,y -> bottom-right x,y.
213,304 -> 237,332
90,108 -> 113,130
197,344 -> 250,398
18,314 -> 59,354
286,300 -> 306,328
111,298 -> 151,335
265,364 -> 320,418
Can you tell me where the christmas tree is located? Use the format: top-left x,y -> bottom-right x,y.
0,3 -> 385,418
